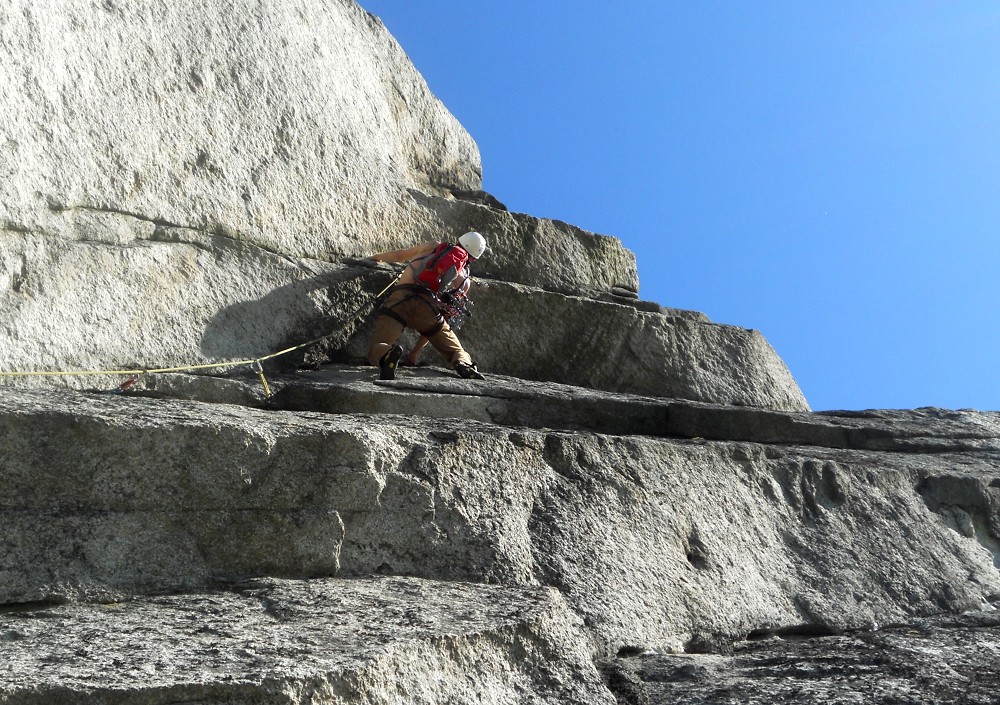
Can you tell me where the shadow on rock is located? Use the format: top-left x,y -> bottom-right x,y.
199,265 -> 400,372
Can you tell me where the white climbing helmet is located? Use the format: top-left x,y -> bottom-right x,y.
458,231 -> 487,259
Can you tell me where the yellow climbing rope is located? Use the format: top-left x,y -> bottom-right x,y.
0,344 -> 311,399
0,270 -> 403,397
0,332 -> 331,400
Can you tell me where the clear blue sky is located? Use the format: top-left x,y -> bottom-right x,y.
358,1 -> 1000,412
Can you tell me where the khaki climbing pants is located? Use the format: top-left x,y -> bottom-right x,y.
367,286 -> 472,368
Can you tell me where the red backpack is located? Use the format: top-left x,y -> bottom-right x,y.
412,243 -> 469,294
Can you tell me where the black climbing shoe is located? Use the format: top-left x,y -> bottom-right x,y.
379,345 -> 403,380
454,362 -> 485,380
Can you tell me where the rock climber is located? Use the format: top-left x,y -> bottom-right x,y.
366,231 -> 487,381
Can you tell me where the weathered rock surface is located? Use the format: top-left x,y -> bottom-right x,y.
405,191 -> 640,297
600,610 -> 1000,704
0,0 -> 642,377
0,0 -> 478,259
0,227 -> 358,382
0,235 -> 807,409
337,277 -> 808,410
4,1 -> 997,701
0,0 -> 806,413
3,376 -> 998,658
146,366 -> 1000,455
0,576 -> 613,705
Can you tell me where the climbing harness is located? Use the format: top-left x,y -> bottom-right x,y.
375,283 -> 450,337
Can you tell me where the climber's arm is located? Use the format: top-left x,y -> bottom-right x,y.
370,242 -> 437,264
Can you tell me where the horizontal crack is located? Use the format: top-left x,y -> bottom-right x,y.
0,221 -> 38,235
51,203 -> 202,233
0,598 -> 70,614
50,202 -> 322,265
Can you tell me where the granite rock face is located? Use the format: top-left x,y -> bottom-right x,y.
2,376 -> 999,656
4,1 -> 997,702
0,226 -> 357,382
404,191 -> 641,297
338,275 -> 808,410
600,610 -> 1000,704
1,372 -> 1000,701
0,576 -> 613,705
0,0 -> 479,259
0,0 -> 807,411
